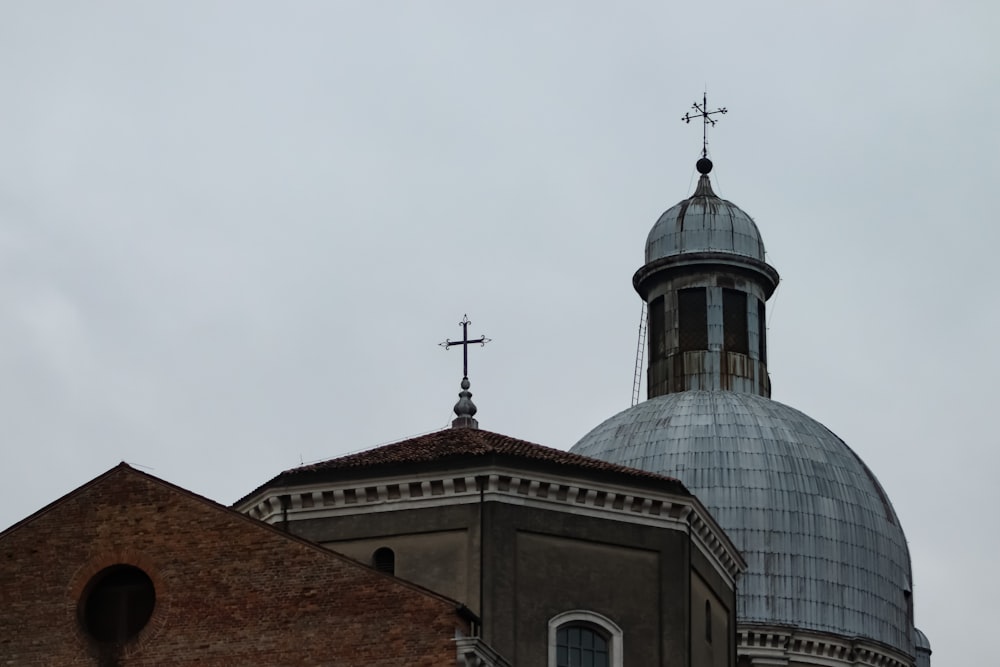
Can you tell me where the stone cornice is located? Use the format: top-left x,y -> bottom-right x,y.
235,465 -> 745,585
738,625 -> 914,667
633,251 -> 780,300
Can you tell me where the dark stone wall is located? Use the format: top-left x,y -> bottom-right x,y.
690,540 -> 739,667
281,479 -> 738,667
482,503 -> 691,667
289,493 -> 736,667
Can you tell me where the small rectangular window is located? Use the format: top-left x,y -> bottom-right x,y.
757,299 -> 767,363
705,600 -> 713,643
723,289 -> 749,355
678,288 -> 707,351
648,296 -> 666,361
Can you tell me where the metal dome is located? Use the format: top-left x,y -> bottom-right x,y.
646,174 -> 766,263
571,390 -> 914,654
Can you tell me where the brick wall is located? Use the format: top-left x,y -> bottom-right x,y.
0,465 -> 468,666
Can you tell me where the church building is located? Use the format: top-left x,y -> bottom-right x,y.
0,112 -> 931,666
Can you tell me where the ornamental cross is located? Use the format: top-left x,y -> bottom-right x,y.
439,315 -> 490,378
682,92 -> 727,158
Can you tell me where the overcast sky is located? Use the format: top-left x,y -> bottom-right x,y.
1,2 -> 996,663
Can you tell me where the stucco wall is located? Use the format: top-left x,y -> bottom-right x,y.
324,529 -> 471,605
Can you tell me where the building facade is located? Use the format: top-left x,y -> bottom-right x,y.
237,427 -> 744,667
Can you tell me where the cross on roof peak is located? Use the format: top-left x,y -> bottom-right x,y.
439,315 -> 491,429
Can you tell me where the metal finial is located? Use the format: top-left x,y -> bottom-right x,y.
452,376 -> 478,429
681,92 -> 727,160
440,315 -> 490,429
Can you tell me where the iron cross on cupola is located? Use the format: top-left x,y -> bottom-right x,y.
682,92 -> 727,159
440,315 -> 490,429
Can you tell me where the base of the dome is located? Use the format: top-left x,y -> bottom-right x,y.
738,624 -> 914,667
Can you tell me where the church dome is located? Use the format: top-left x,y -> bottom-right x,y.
571,390 -> 914,654
646,171 -> 766,264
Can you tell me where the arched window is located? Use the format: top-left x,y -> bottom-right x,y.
371,547 -> 395,575
548,610 -> 623,667
557,625 -> 608,667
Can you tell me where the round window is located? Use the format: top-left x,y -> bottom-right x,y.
80,564 -> 156,643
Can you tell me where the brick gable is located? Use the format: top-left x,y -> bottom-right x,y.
0,465 -> 470,666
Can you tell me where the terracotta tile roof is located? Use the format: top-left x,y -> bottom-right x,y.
241,428 -> 688,503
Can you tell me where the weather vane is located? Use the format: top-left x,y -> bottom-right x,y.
682,92 -> 727,159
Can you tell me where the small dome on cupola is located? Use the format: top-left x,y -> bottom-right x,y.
645,157 -> 767,263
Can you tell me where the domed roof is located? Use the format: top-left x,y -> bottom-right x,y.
571,390 -> 913,654
646,173 -> 766,264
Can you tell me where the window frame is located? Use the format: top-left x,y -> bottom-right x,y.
548,610 -> 623,667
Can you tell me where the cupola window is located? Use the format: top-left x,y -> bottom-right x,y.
649,296 -> 666,361
757,298 -> 767,363
723,289 -> 749,355
678,288 -> 708,351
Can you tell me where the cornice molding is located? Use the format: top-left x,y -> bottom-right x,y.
633,251 -> 780,300
236,466 -> 745,584
738,625 -> 914,667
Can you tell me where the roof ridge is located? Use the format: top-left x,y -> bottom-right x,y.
235,427 -> 688,508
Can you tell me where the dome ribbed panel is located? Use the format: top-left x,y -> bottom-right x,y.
645,196 -> 766,263
571,391 -> 913,655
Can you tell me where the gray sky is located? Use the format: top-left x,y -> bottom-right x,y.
1,2 -> 996,663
